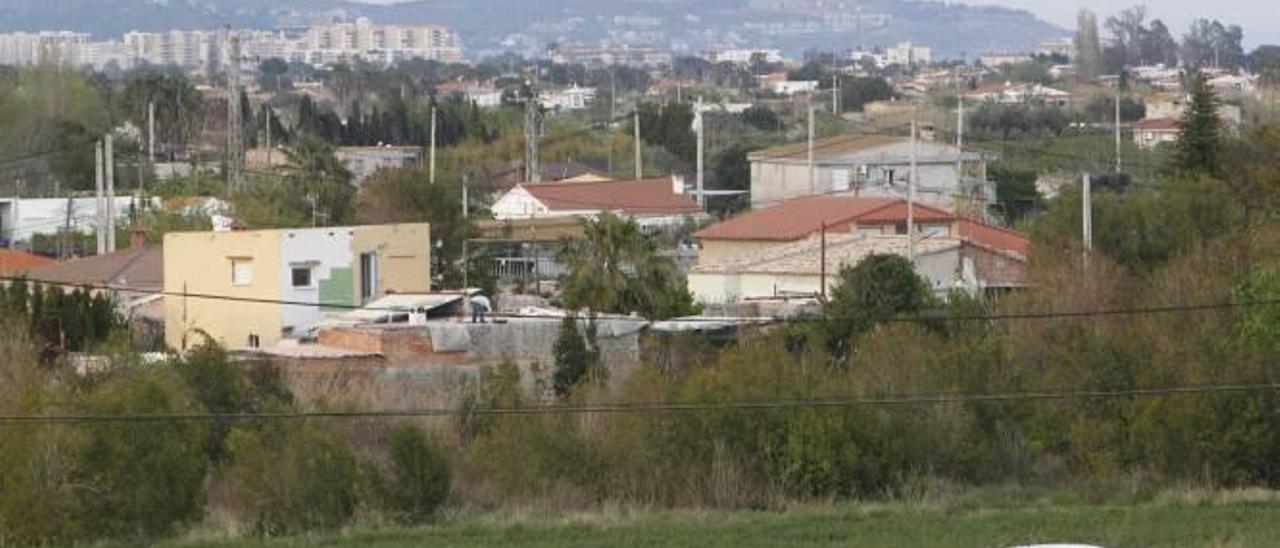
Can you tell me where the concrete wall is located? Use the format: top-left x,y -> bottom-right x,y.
0,196 -> 156,242
351,223 -> 432,302
689,248 -> 963,304
750,141 -> 969,210
165,229 -> 283,350
279,227 -> 356,334
165,223 -> 431,350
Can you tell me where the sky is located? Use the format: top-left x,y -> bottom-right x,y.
960,0 -> 1276,47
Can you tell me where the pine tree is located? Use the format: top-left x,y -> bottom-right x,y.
1173,73 -> 1223,177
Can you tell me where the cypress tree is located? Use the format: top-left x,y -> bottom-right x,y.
1173,72 -> 1224,177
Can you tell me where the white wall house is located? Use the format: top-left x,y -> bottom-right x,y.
690,235 -> 973,304
0,196 -> 158,245
335,146 -> 425,186
491,177 -> 702,229
748,135 -> 993,214
1133,118 -> 1180,150
540,85 -> 598,110
766,80 -> 819,96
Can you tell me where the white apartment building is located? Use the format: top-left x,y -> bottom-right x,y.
296,18 -> 462,65
123,30 -> 219,68
550,44 -> 673,68
1,18 -> 462,71
886,42 -> 931,67
0,31 -> 90,66
703,48 -> 783,65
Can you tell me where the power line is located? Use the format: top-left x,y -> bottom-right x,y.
1,274 -> 1275,325
1,383 -> 1276,424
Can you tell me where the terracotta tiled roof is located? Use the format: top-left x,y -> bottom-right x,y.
522,177 -> 701,215
28,246 -> 163,293
0,249 -> 55,276
694,196 -> 953,242
957,219 -> 1031,258
1134,118 -> 1181,132
747,134 -> 904,162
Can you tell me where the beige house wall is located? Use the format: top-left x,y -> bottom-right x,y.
164,230 -> 284,350
351,224 -> 432,302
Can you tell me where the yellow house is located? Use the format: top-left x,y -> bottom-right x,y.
164,223 -> 430,350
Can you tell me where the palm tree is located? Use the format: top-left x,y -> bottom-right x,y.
557,213 -> 699,320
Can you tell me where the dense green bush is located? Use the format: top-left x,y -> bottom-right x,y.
72,368 -> 210,540
373,424 -> 452,524
225,423 -> 360,535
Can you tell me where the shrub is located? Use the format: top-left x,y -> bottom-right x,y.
374,424 -> 451,524
72,368 -> 210,540
225,424 -> 359,535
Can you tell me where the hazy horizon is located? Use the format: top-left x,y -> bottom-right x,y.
965,0 -> 1274,47
350,0 -> 1276,48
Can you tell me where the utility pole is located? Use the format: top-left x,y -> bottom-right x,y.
695,96 -> 705,208
1114,91 -> 1122,173
956,95 -> 965,149
462,173 -> 470,219
608,68 -> 617,176
61,194 -> 73,260
147,100 -> 155,190
525,83 -> 541,183
265,107 -> 273,167
807,101 -> 816,194
430,103 -> 438,184
226,28 -> 245,191
106,134 -> 116,253
634,110 -> 642,180
1082,172 -> 1093,253
95,140 -> 105,256
820,221 -> 828,301
832,74 -> 839,115
908,120 -> 918,262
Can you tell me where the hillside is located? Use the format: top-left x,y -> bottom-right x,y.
0,0 -> 1067,59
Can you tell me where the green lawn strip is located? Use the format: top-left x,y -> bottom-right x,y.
161,500 -> 1280,548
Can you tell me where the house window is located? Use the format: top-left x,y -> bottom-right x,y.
291,265 -> 314,288
231,259 -> 254,286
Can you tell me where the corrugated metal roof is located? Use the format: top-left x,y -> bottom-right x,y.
341,293 -> 468,323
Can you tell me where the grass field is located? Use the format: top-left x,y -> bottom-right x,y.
165,490 -> 1280,548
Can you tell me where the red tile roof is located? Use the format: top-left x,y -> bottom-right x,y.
0,249 -> 56,276
695,196 -> 953,242
28,246 -> 163,294
521,177 -> 702,216
957,219 -> 1031,258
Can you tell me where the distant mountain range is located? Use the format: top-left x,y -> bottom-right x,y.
0,0 -> 1068,59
